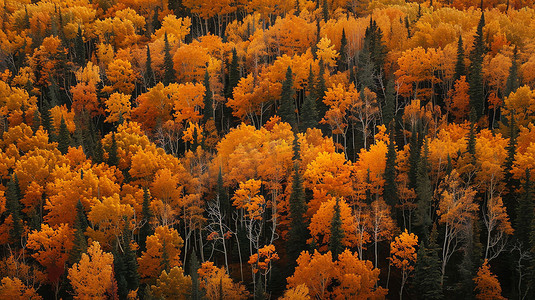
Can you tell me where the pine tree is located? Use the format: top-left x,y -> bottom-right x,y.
152,7 -> 161,32
32,110 -> 41,133
467,121 -> 476,157
58,116 -> 71,154
189,252 -> 202,300
114,221 -> 139,299
108,133 -> 119,167
217,168 -> 230,219
338,29 -> 348,71
74,25 -> 85,66
145,45 -> 156,88
468,12 -> 486,119
383,80 -> 395,124
287,163 -> 309,264
227,48 -> 240,99
415,140 -> 432,240
316,59 -> 328,132
279,66 -> 297,126
5,174 -> 23,246
384,128 -> 398,208
504,46 -> 519,98
457,217 -> 483,299
414,225 -> 443,299
322,0 -> 329,22
163,33 -> 176,85
329,198 -> 345,258
139,187 -> 153,252
516,169 -> 533,246
255,280 -> 266,300
70,200 -> 88,264
300,66 -> 319,131
454,35 -> 465,83
408,125 -> 421,191
203,69 -> 213,123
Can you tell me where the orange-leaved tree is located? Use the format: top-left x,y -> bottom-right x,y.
67,241 -> 115,299
390,229 -> 418,299
473,259 -> 506,300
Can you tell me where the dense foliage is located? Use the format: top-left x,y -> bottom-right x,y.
1,0 -> 535,299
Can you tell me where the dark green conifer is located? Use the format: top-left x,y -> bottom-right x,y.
203,69 -> 213,123
58,117 -> 71,154
163,33 -> 176,85
75,25 -> 85,66
70,200 -> 88,263
322,0 -> 329,22
415,140 -> 432,240
454,35 -> 465,83
516,169 -> 533,246
6,174 -> 23,245
338,29 -> 348,71
468,12 -> 486,119
383,128 -> 398,208
108,133 -> 119,167
279,66 -> 297,126
383,80 -> 395,124
139,188 -> 153,252
300,66 -> 319,131
414,225 -> 443,299
145,45 -> 156,88
329,198 -> 345,258
287,163 -> 309,264
408,125 -> 421,190
227,48 -> 240,99
504,46 -> 519,98
189,252 -> 202,300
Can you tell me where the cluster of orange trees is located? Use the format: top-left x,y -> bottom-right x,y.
1,0 -> 535,299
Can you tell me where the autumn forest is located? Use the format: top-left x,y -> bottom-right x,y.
1,0 -> 535,299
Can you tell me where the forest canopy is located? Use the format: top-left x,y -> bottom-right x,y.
1,0 -> 535,299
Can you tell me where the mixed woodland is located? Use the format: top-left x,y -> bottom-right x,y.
1,0 -> 535,299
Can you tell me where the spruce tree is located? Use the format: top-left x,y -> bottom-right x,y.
384,128 -> 398,208
454,35 -> 465,83
227,48 -> 240,99
217,168 -> 230,219
338,29 -> 348,71
504,47 -> 519,98
75,25 -> 85,66
279,66 -> 297,126
414,225 -> 443,299
516,169 -> 533,246
189,253 -> 202,300
467,121 -> 477,157
70,200 -> 88,263
203,69 -> 213,123
287,163 -> 309,264
139,187 -> 153,252
322,0 -> 329,22
408,125 -> 421,190
5,174 -> 23,245
163,33 -> 175,85
316,59 -> 328,132
115,221 -> 139,299
145,45 -> 155,88
382,80 -> 395,124
415,140 -> 432,240
58,116 -> 71,154
300,66 -> 319,131
108,133 -> 119,167
468,12 -> 486,119
32,110 -> 41,133
152,7 -> 161,32
329,198 -> 345,258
